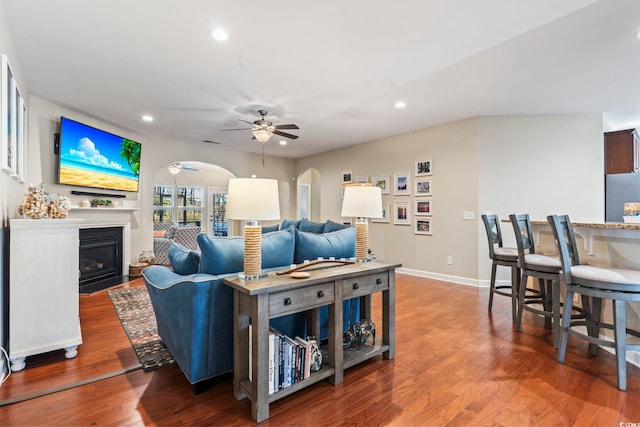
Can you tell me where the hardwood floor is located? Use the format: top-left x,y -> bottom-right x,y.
0,274 -> 638,426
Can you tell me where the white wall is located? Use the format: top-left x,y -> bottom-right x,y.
477,113 -> 604,282
296,118 -> 480,283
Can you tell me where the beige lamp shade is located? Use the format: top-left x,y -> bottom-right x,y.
226,178 -> 280,220
341,185 -> 383,218
226,177 -> 280,279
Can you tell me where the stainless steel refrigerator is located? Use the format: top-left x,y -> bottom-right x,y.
605,173 -> 640,222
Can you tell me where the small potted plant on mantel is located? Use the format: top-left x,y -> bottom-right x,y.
90,199 -> 113,208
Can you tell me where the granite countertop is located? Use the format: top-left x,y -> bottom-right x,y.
530,220 -> 640,230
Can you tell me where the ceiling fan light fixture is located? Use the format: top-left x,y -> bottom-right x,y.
168,163 -> 181,175
253,129 -> 273,143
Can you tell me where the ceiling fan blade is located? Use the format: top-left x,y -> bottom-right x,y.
274,124 -> 299,130
181,165 -> 198,172
220,127 -> 253,131
239,119 -> 255,125
272,130 -> 299,140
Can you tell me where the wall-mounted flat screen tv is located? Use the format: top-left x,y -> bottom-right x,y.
57,117 -> 141,192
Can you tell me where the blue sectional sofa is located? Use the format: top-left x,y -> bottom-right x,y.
142,221 -> 359,388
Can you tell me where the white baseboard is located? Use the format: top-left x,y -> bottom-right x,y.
397,268 -> 640,369
397,267 -> 488,288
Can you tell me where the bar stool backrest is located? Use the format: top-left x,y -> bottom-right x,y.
481,214 -> 503,260
547,215 -> 581,283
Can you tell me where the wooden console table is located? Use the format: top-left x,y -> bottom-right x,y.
223,260 -> 400,422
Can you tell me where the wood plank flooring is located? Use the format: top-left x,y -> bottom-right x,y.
0,274 -> 638,426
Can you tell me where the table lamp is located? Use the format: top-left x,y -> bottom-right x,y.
340,183 -> 383,261
226,177 -> 280,279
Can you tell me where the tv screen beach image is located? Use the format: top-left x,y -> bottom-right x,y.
59,118 -> 141,192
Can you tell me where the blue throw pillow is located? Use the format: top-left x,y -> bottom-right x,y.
168,241 -> 201,275
323,220 -> 349,233
299,219 -> 326,234
281,219 -> 301,230
198,227 -> 295,275
261,224 -> 280,234
293,227 -> 356,264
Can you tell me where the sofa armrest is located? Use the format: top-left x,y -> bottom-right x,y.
142,266 -> 233,384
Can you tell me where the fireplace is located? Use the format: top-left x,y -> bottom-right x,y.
78,227 -> 124,293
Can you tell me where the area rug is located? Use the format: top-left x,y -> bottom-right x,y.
107,286 -> 175,372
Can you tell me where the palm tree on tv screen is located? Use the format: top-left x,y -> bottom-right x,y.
120,139 -> 141,175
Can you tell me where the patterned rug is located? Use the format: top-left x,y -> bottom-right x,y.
107,286 -> 175,372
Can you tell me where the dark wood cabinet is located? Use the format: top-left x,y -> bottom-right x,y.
604,128 -> 639,174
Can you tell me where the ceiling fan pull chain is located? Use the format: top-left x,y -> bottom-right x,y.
262,143 -> 265,167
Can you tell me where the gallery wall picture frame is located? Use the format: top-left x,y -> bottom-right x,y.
356,176 -> 368,184
342,170 -> 353,184
415,158 -> 432,176
415,178 -> 432,196
415,218 -> 432,235
393,171 -> 410,196
372,175 -> 390,195
372,203 -> 390,223
16,92 -> 26,182
393,201 -> 411,225
415,198 -> 432,216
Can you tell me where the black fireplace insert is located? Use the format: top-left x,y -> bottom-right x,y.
78,227 -> 124,293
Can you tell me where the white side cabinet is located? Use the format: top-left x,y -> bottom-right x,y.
9,218 -> 84,371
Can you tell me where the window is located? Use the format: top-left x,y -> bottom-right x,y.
212,191 -> 228,236
153,186 -> 173,223
176,186 -> 204,226
153,185 -> 204,227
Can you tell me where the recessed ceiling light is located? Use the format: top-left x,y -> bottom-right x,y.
279,140 -> 287,146
211,29 -> 229,42
141,115 -> 154,123
395,101 -> 406,109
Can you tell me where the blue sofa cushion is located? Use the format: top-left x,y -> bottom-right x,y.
198,227 -> 295,275
299,219 -> 326,234
261,224 -> 280,233
323,220 -> 349,233
168,242 -> 201,275
294,227 -> 356,264
281,219 -> 301,230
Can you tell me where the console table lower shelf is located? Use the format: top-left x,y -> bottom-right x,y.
224,261 -> 399,423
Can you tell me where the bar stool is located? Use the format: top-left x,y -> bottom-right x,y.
510,213 -> 562,347
481,214 -> 520,322
548,214 -> 640,391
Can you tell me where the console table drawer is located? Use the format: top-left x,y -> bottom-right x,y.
342,272 -> 389,298
270,283 -> 335,316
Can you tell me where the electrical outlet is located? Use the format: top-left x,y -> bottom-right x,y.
463,211 -> 475,220
446,256 -> 453,265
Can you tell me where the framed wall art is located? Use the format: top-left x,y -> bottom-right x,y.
415,158 -> 432,176
341,170 -> 353,184
372,175 -> 390,195
393,201 -> 411,225
415,198 -> 432,216
1,54 -> 13,173
415,218 -> 432,235
393,171 -> 410,196
415,178 -> 432,196
372,203 -> 390,223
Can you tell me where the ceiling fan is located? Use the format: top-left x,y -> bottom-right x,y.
167,162 -> 198,175
222,109 -> 299,143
